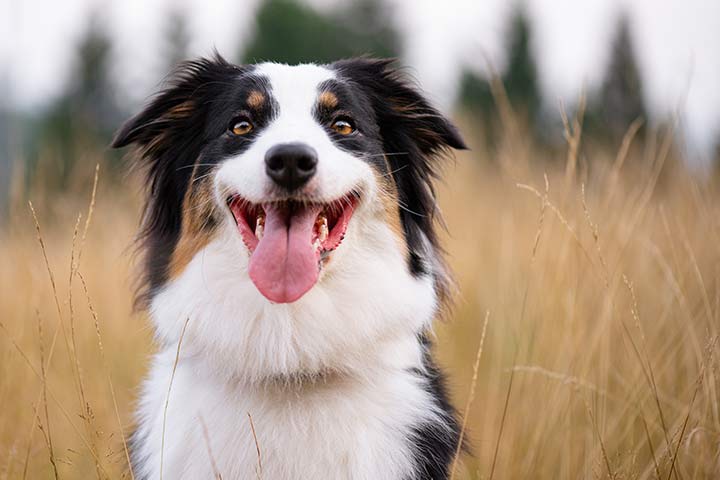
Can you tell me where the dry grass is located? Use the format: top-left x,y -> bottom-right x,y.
1,115 -> 719,479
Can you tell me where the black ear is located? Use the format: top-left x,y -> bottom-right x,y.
333,58 -> 466,302
112,53 -> 240,239
112,53 -> 240,151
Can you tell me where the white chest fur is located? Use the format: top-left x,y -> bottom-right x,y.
132,342 -> 441,480
131,222 -> 443,479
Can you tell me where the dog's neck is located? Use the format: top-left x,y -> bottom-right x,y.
175,328 -> 428,394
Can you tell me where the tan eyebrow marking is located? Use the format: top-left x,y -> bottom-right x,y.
318,90 -> 339,110
247,90 -> 265,109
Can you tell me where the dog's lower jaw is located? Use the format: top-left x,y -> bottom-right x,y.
129,334 -> 459,480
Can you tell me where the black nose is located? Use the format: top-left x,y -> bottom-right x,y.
264,142 -> 318,191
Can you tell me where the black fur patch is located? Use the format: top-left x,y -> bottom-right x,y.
407,335 -> 462,480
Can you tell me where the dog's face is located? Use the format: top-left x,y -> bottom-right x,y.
114,56 -> 465,380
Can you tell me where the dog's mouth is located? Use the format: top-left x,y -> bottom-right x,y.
227,193 -> 358,303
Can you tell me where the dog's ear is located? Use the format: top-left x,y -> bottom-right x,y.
333,58 -> 466,305
112,53 -> 240,153
112,53 -> 240,236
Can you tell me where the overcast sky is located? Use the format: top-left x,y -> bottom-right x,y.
2,0 -> 719,165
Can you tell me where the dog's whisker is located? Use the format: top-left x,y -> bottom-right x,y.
364,152 -> 410,158
378,164 -> 410,178
189,172 -> 216,186
184,196 -> 218,214
177,163 -> 218,172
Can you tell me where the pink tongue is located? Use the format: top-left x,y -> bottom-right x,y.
249,203 -> 323,303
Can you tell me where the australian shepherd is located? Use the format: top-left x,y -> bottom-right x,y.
113,54 -> 467,480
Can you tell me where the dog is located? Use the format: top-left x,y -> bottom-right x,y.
113,54 -> 467,480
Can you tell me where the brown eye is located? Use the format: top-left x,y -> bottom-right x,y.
331,118 -> 355,135
230,119 -> 253,135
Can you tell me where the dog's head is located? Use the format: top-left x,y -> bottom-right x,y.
114,55 -> 465,379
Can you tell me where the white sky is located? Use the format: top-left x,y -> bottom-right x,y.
2,0 -> 719,165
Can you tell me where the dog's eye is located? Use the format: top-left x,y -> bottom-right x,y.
331,118 -> 355,135
230,118 -> 253,136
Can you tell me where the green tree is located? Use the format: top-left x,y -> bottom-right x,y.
457,6 -> 541,140
503,7 -> 541,120
0,107 -> 11,216
242,0 -> 398,65
586,15 -> 646,139
31,13 -> 121,183
163,7 -> 191,71
457,70 -> 494,114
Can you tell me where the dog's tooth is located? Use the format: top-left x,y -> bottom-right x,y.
318,215 -> 328,243
255,214 -> 265,240
313,238 -> 321,251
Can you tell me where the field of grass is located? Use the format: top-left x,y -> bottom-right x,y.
1,114 -> 719,479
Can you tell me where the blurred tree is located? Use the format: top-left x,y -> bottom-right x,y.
242,0 -> 399,65
503,7 -> 541,120
30,13 -> 122,184
456,70 -> 495,143
585,15 -> 646,139
339,0 -> 398,57
69,14 -> 119,136
457,70 -> 494,114
163,7 -> 191,72
0,108 -> 10,216
457,6 -> 540,141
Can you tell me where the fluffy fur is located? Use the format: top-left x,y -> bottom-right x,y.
113,54 -> 466,480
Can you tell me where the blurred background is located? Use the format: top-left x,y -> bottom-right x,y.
1,0 -> 720,479
2,0 -> 720,199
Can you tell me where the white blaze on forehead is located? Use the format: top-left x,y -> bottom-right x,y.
215,61 -> 372,205
255,62 -> 336,121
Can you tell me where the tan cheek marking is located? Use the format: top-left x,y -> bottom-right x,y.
168,169 -> 219,279
318,91 -> 339,110
373,167 -> 407,257
247,90 -> 265,110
